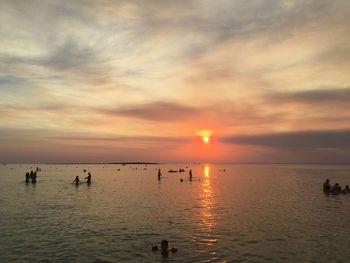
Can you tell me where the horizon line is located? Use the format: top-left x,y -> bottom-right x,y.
2,162 -> 350,165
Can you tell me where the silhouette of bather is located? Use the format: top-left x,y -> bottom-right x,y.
85,172 -> 92,184
73,176 -> 80,185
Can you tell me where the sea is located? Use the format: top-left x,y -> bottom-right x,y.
0,163 -> 349,262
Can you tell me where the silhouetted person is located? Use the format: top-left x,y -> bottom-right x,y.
29,170 -> 34,179
189,169 -> 193,181
157,169 -> 161,181
331,183 -> 341,194
73,176 -> 80,185
25,172 -> 30,183
152,240 -> 177,256
345,185 -> 350,193
31,171 -> 37,183
161,240 -> 169,257
85,172 -> 92,184
323,179 -> 331,193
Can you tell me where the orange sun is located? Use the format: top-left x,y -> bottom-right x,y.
198,130 -> 212,144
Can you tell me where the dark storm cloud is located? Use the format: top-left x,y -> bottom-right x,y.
221,130 -> 350,149
99,102 -> 199,121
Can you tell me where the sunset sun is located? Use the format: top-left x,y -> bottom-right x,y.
203,136 -> 210,143
0,1 -> 348,262
198,130 -> 212,144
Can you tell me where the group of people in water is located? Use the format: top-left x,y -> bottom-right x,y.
73,172 -> 92,185
157,169 -> 193,182
323,179 -> 350,195
24,167 -> 92,186
25,170 -> 38,183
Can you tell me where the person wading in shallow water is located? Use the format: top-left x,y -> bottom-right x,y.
25,172 -> 30,183
31,171 -> 37,183
189,169 -> 193,181
323,179 -> 331,193
157,169 -> 161,181
85,172 -> 92,184
73,176 -> 80,185
152,240 -> 178,257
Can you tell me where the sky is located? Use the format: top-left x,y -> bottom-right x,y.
0,0 -> 349,163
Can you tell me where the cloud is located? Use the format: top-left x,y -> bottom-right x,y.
49,135 -> 190,144
99,101 -> 199,121
267,87 -> 350,104
221,130 -> 350,149
0,75 -> 31,90
42,40 -> 96,70
0,0 -> 349,162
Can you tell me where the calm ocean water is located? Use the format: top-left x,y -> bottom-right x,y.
0,164 -> 349,262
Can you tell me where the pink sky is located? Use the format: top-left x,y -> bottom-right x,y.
0,0 -> 349,163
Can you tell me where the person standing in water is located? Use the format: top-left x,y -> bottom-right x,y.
157,169 -> 162,181
85,172 -> 92,184
189,169 -> 193,181
25,172 -> 30,183
323,179 -> 331,193
73,176 -> 80,185
31,171 -> 37,183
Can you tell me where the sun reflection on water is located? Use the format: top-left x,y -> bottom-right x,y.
200,164 -> 217,245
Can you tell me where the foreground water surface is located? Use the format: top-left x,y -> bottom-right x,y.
0,164 -> 349,262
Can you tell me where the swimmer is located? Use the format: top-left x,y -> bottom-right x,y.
331,183 -> 341,194
345,185 -> 350,193
152,240 -> 178,256
73,176 -> 80,185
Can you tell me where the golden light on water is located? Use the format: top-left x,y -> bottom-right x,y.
203,136 -> 210,143
201,164 -> 215,233
204,165 -> 210,177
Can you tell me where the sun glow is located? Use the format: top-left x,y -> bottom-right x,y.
198,130 -> 212,144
